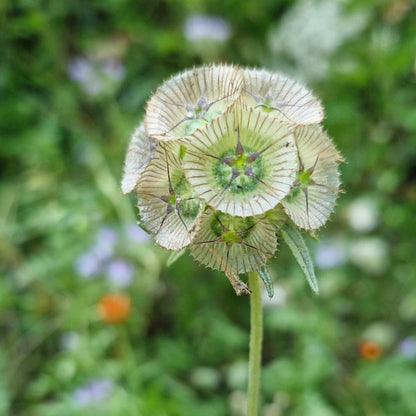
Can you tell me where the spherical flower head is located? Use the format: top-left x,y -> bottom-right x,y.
121,64 -> 343,295
97,293 -> 131,323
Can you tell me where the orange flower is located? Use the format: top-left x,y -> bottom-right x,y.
97,293 -> 131,324
359,340 -> 382,361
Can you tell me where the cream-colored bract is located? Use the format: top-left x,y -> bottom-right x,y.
282,125 -> 342,230
190,209 -> 277,276
145,65 -> 243,141
242,68 -> 324,125
136,143 -> 203,250
183,108 -> 298,217
121,124 -> 157,194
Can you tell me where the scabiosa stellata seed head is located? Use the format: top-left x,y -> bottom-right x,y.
122,64 -> 343,295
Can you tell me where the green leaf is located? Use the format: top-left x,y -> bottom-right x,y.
166,248 -> 186,267
257,266 -> 274,298
281,226 -> 319,294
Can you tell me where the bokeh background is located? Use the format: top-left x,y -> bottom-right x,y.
1,0 -> 416,415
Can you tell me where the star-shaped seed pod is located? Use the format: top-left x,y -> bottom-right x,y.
182,107 -> 298,217
145,64 -> 243,141
121,124 -> 157,194
190,209 -> 277,294
242,68 -> 324,125
282,125 -> 343,230
135,142 -> 203,250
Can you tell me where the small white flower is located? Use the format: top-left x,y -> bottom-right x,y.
268,0 -> 368,80
60,332 -> 80,351
347,197 -> 379,232
261,284 -> 287,307
349,237 -> 388,274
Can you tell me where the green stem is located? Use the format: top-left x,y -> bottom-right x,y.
247,271 -> 263,416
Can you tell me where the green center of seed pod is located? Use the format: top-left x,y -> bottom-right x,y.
163,170 -> 201,219
213,130 -> 265,195
213,150 -> 264,194
232,153 -> 248,169
167,194 -> 177,205
298,170 -> 312,188
260,98 -> 274,113
222,230 -> 240,245
210,212 -> 256,245
284,168 -> 313,202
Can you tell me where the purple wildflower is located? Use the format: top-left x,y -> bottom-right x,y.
315,240 -> 346,269
102,58 -> 125,81
93,226 -> 118,261
72,379 -> 113,407
67,57 -> 92,83
398,336 -> 416,359
75,251 -> 101,278
183,14 -> 232,42
106,259 -> 134,288
124,222 -> 150,242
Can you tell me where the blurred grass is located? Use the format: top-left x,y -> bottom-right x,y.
1,0 -> 416,415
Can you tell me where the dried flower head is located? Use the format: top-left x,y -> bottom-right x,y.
122,64 -> 343,295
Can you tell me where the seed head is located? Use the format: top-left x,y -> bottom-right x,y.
121,64 -> 343,295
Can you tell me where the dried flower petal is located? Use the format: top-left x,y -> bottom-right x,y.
121,124 -> 157,194
190,209 -> 277,277
282,125 -> 342,230
145,64 -> 243,141
242,68 -> 324,124
183,107 -> 298,217
136,142 -> 203,250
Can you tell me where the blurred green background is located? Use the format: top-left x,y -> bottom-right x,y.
1,0 -> 416,415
